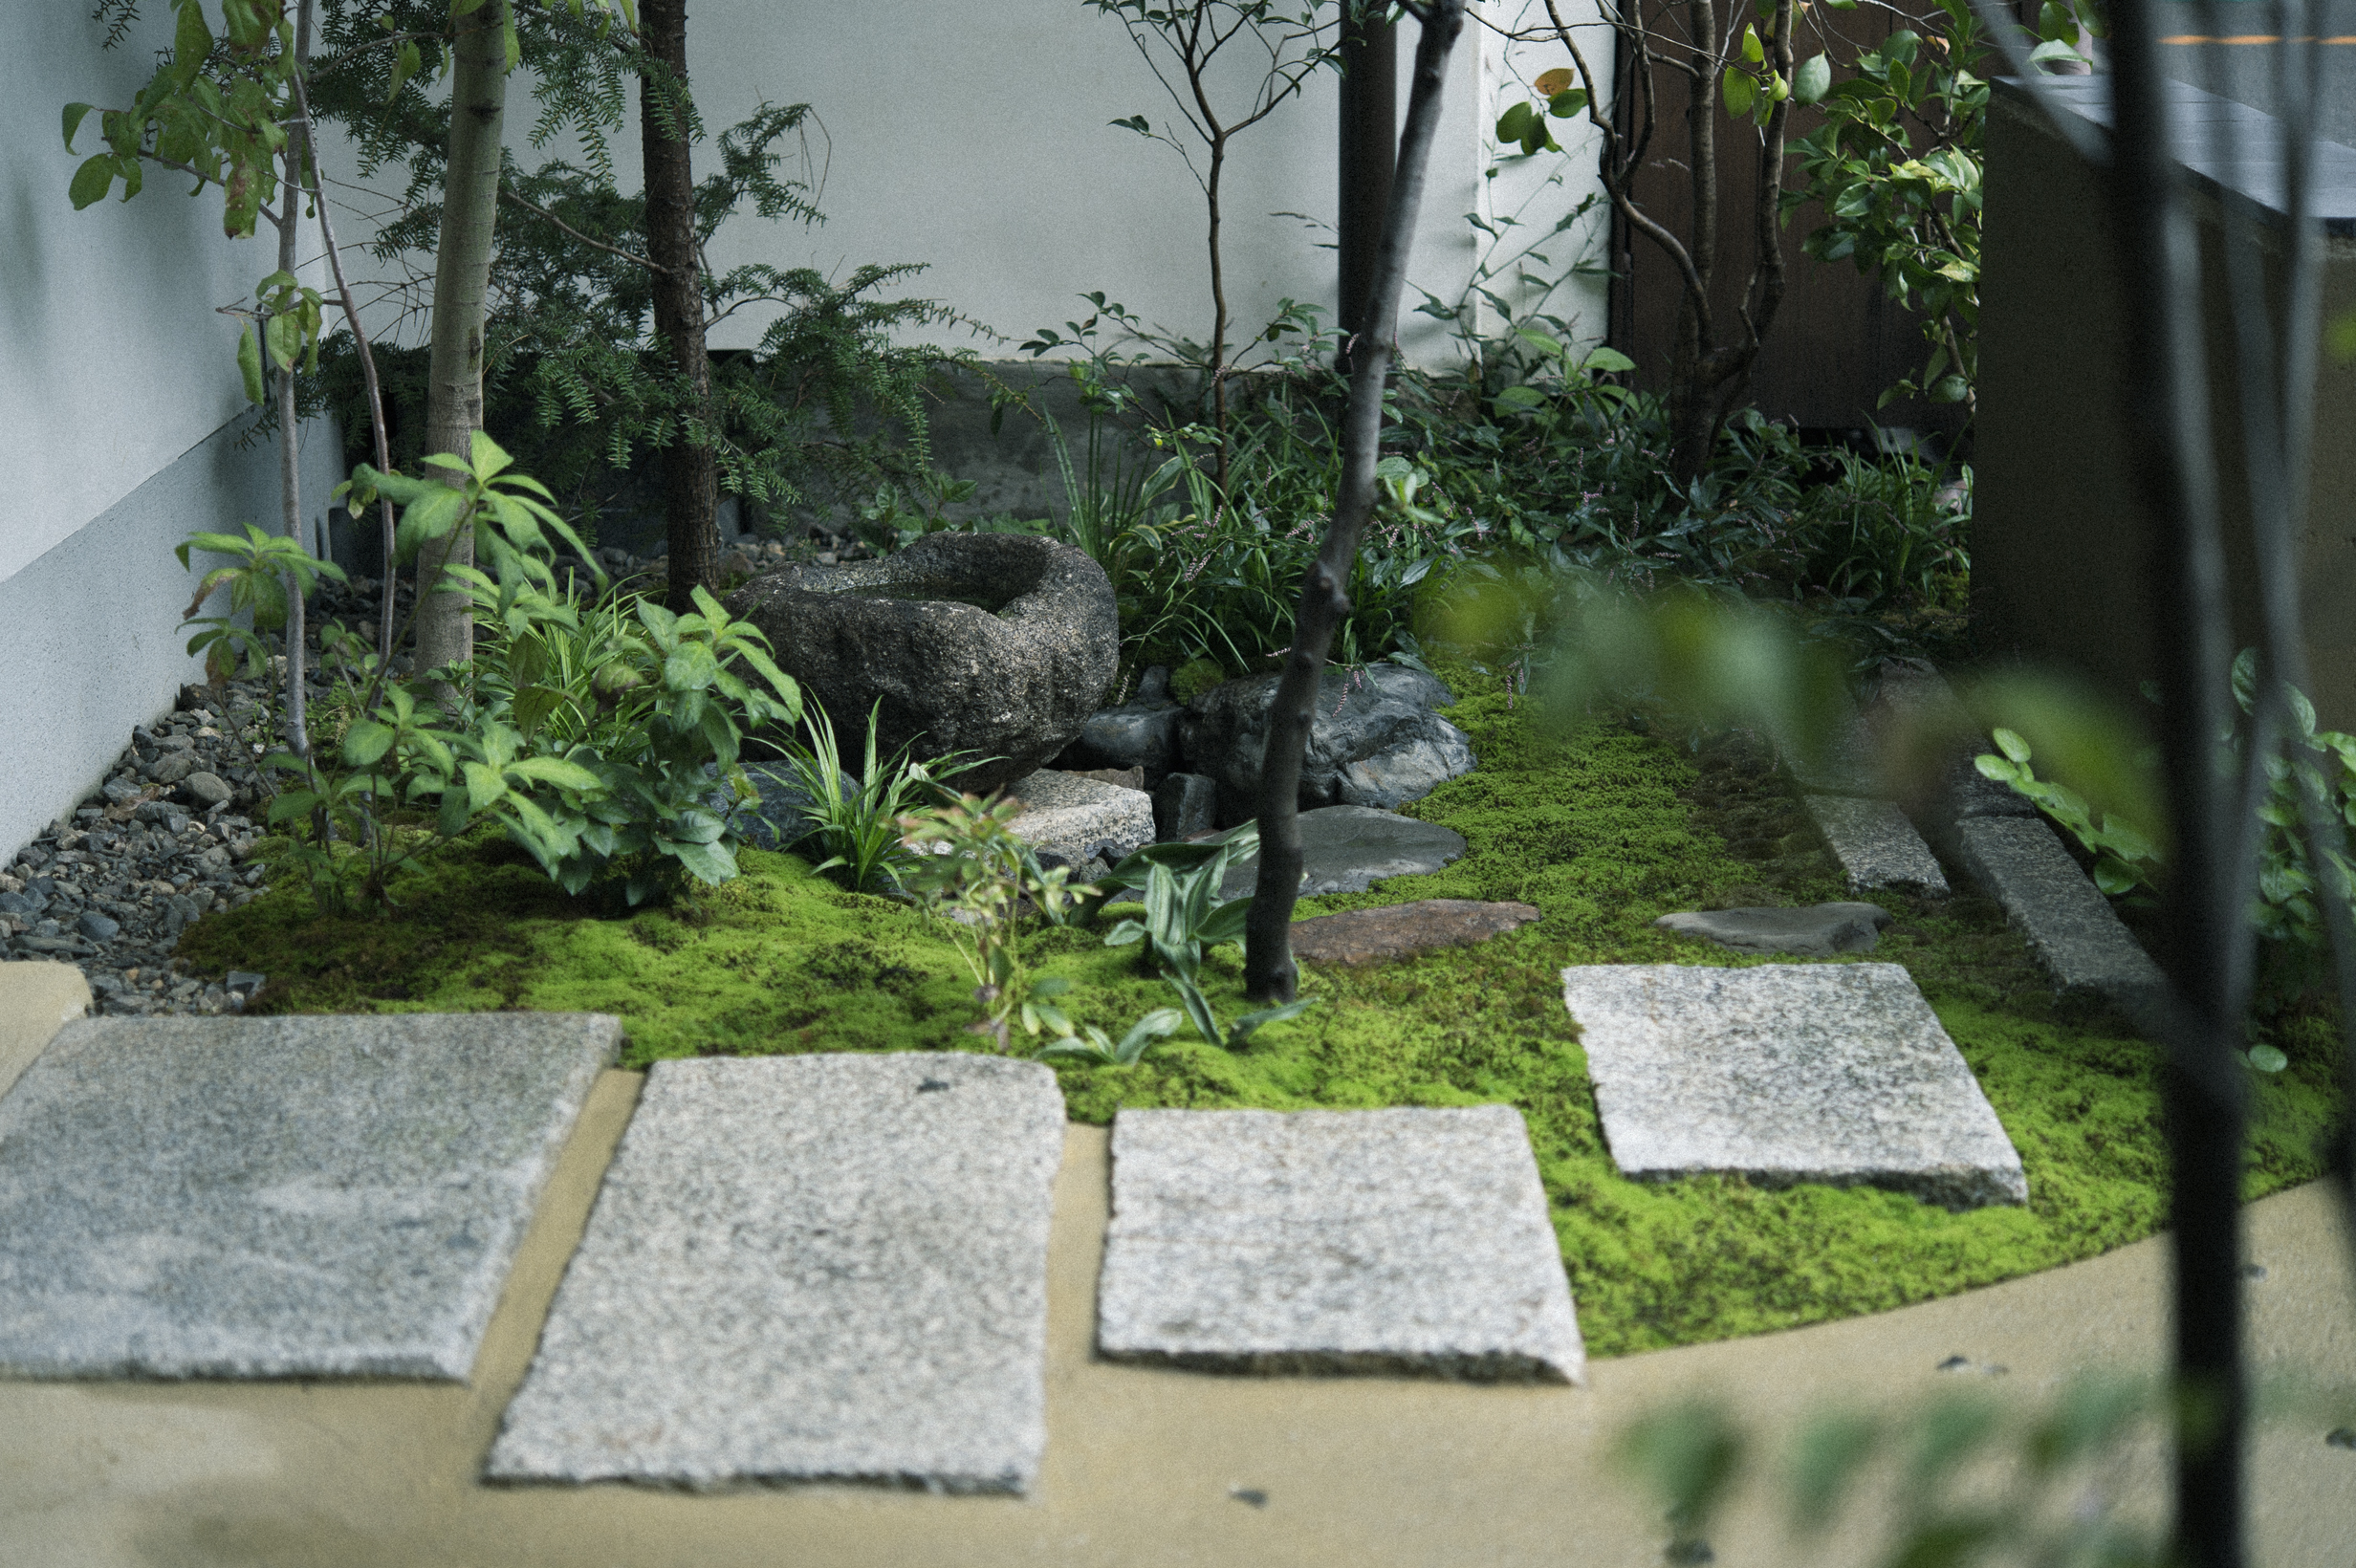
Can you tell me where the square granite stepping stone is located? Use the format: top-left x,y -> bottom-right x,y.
1096,1106 -> 1582,1383
1560,964 -> 2026,1209
487,1052 -> 1066,1492
0,1013 -> 620,1380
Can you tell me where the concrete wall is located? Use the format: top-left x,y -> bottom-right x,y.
1973,77 -> 2356,727
323,1 -> 1615,366
0,8 -> 341,862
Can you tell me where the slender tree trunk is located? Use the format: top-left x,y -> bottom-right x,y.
290,54 -> 400,664
416,0 -> 511,684
1666,0 -> 1720,485
2108,6 -> 2251,1560
640,0 -> 719,610
1206,132 -> 1232,492
1244,0 -> 1464,1004
276,1 -> 314,763
1336,3 -> 1396,375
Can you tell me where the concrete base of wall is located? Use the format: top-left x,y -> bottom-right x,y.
0,412 -> 342,863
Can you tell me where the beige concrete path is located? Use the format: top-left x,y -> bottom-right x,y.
1,961 -> 2351,1567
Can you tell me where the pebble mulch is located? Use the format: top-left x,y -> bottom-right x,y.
0,531 -> 837,1018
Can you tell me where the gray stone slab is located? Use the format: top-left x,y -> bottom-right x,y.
1775,698 -> 1879,796
1656,902 -> 1892,957
1005,768 -> 1155,872
487,1052 -> 1066,1492
1955,817 -> 2165,1009
1560,964 -> 2027,1209
1096,1106 -> 1583,1383
1218,805 -> 1468,900
0,1013 -> 620,1380
1803,794 -> 1952,897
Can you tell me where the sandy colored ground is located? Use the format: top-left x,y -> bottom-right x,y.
1,962 -> 2351,1567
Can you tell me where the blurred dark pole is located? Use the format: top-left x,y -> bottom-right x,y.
1337,2 -> 1397,372
2107,2 -> 2251,1563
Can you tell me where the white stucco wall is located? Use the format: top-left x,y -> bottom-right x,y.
321,0 -> 1614,368
0,8 -> 341,862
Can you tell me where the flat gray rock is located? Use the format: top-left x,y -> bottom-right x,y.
1803,795 -> 1952,897
1005,769 -> 1155,872
1096,1106 -> 1583,1383
487,1052 -> 1066,1492
1655,902 -> 1892,956
1218,805 -> 1468,900
1560,964 -> 2027,1209
0,1013 -> 619,1379
1955,817 -> 2164,1009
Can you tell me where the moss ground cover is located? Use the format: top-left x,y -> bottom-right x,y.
179,672 -> 2342,1358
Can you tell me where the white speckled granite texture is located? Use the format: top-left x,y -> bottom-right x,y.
1560,963 -> 2026,1209
1096,1105 -> 1583,1383
487,1052 -> 1065,1492
0,1012 -> 619,1379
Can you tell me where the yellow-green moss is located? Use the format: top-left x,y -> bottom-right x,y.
178,675 -> 2342,1358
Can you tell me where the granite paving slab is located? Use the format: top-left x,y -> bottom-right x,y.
1560,964 -> 2027,1209
1218,805 -> 1468,900
1802,794 -> 1952,897
487,1052 -> 1066,1492
1955,817 -> 2164,1010
0,1012 -> 620,1380
1655,902 -> 1892,956
1096,1106 -> 1583,1383
1005,769 -> 1156,872
1289,900 -> 1541,966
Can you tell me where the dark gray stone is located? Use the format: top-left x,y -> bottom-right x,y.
1655,902 -> 1893,956
719,763 -> 856,853
1180,665 -> 1474,826
726,532 -> 1120,796
181,772 -> 232,809
0,1012 -> 620,1379
1289,900 -> 1541,966
0,891 -> 37,916
1218,805 -> 1468,899
74,912 -> 120,942
1801,795 -> 1951,897
1560,963 -> 2028,1209
1154,772 -> 1217,841
487,1053 -> 1066,1492
1058,699 -> 1183,785
1955,817 -> 2165,1007
1097,1106 -> 1583,1383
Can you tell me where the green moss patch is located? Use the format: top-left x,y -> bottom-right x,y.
178,676 -> 2342,1358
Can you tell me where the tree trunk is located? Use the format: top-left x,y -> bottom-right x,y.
415,0 -> 511,683
276,1 -> 314,762
1244,0 -> 1465,1004
1335,4 -> 1396,375
640,0 -> 719,612
2108,5 -> 2251,1560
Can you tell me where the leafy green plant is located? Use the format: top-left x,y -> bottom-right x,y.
1036,1006 -> 1188,1068
1096,826 -> 1316,1049
176,519 -> 350,749
1975,727 -> 2161,898
1619,1380 -> 2179,1568
899,795 -> 1098,1053
760,697 -> 975,895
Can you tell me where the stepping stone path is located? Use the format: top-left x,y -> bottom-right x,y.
1095,1106 -> 1583,1383
1218,805 -> 1468,900
1290,899 -> 1540,966
487,1053 -> 1065,1492
1802,795 -> 1951,898
1655,902 -> 1892,957
1560,964 -> 2027,1209
0,1012 -> 618,1379
1956,817 -> 2163,1011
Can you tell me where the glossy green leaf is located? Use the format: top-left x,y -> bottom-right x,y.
1794,53 -> 1832,105
1722,69 -> 1756,118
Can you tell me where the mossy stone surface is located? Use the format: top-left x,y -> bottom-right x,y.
178,675 -> 2344,1358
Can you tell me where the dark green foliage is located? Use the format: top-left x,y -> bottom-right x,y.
304,0 -> 959,540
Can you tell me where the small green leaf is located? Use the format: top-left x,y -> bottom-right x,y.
236,323 -> 266,404
1722,69 -> 1757,118
1993,728 -> 2032,765
1794,53 -> 1832,105
69,154 -> 118,210
2247,1044 -> 2289,1074
1546,88 -> 1589,120
62,102 -> 96,152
